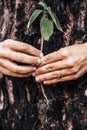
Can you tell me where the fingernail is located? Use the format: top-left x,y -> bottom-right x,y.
33,67 -> 36,71
40,53 -> 44,58
37,59 -> 42,64
32,72 -> 36,76
43,81 -> 47,84
35,77 -> 40,82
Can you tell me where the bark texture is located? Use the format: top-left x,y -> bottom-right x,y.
0,0 -> 87,130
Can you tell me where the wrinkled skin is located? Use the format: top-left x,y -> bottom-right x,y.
0,39 -> 42,77
1,39 -> 87,84
35,43 -> 87,84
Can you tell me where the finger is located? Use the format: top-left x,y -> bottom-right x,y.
0,65 -> 31,77
41,51 -> 63,66
0,58 -> 36,74
0,48 -> 41,65
35,68 -> 74,83
35,60 -> 72,75
43,74 -> 77,85
3,39 -> 41,57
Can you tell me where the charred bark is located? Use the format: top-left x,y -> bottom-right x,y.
0,0 -> 87,130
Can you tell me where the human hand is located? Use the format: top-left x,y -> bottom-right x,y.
34,43 -> 87,84
0,39 -> 42,77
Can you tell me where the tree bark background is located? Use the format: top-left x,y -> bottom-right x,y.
0,0 -> 87,130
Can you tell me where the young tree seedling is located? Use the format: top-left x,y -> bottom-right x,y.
27,2 -> 63,104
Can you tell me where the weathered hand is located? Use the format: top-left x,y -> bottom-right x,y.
0,39 -> 42,77
35,43 -> 87,84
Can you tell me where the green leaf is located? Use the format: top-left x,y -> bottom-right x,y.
27,9 -> 43,28
40,18 -> 53,41
38,2 -> 63,32
39,2 -> 48,10
47,9 -> 63,32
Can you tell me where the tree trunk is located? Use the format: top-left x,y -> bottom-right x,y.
0,0 -> 87,130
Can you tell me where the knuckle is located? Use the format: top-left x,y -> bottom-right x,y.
36,69 -> 42,74
4,39 -> 13,44
3,39 -> 14,48
46,65 -> 54,71
21,44 -> 28,52
73,67 -> 79,74
4,39 -> 12,43
40,67 -> 46,73
32,58 -> 40,65
53,72 -> 58,78
17,55 -> 24,62
32,58 -> 38,65
71,73 -> 79,80
60,48 -> 69,57
44,55 -> 51,62
43,75 -> 47,80
71,66 -> 79,74
13,67 -> 20,73
74,74 -> 79,80
71,76 -> 76,80
67,58 -> 75,67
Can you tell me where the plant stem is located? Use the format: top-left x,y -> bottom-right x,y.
40,37 -> 49,105
41,37 -> 44,52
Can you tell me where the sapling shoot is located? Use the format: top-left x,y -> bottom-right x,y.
27,2 -> 63,104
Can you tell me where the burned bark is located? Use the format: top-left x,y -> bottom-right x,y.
0,0 -> 87,130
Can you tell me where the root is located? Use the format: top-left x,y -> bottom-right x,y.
40,83 -> 49,105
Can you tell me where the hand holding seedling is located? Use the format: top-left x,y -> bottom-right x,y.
28,2 -> 87,85
28,2 -> 63,103
0,39 -> 41,77
35,43 -> 87,84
